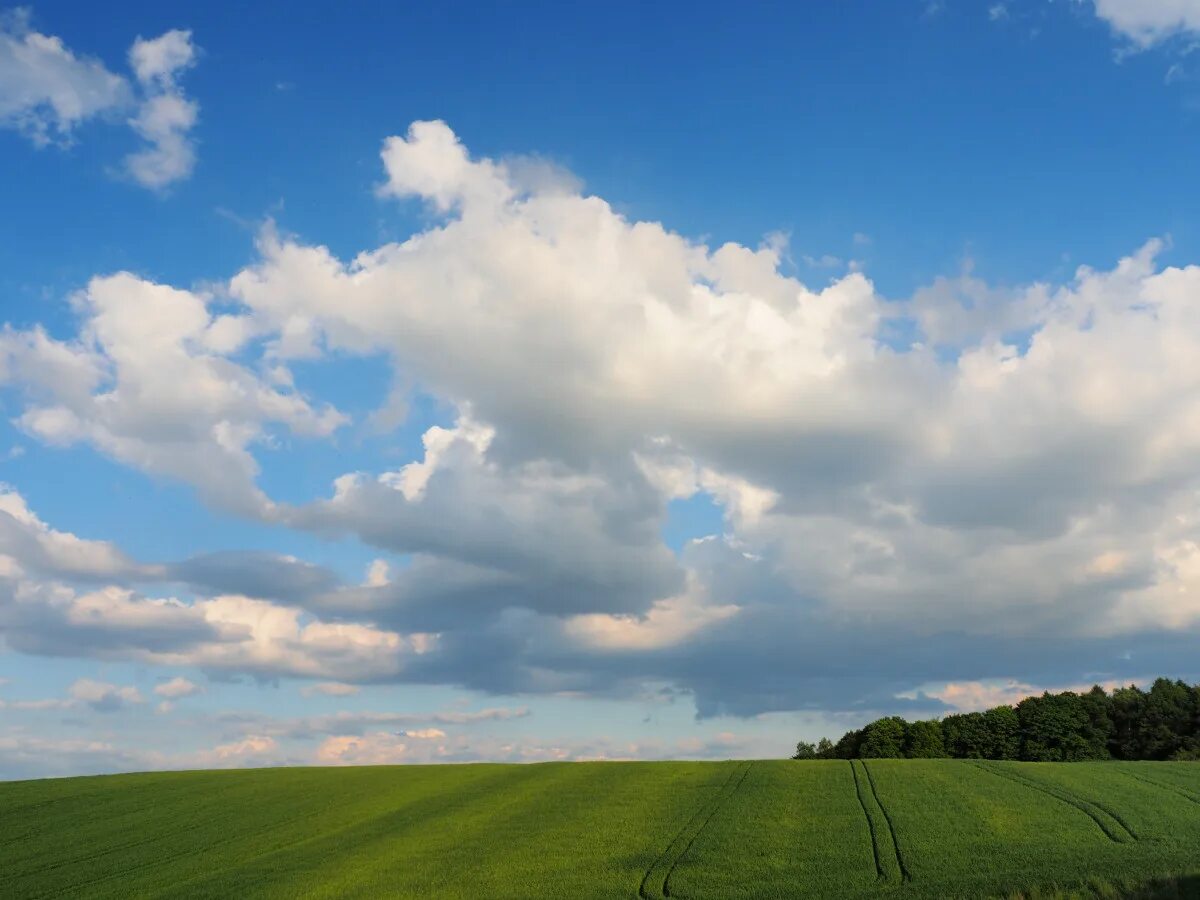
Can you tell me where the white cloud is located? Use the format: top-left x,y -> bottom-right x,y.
68,677 -> 143,711
143,593 -> 431,681
0,13 -> 199,187
154,675 -> 201,699
123,29 -> 197,188
565,573 -> 738,651
0,486 -> 145,580
1091,0 -> 1200,47
221,705 -> 531,741
0,9 -> 129,144
7,122 -> 1200,716
300,681 -> 360,697
207,735 -> 277,762
0,580 -> 429,687
1,273 -> 345,514
128,29 -> 194,85
312,728 -> 758,766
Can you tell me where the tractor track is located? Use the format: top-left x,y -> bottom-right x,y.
638,761 -> 753,899
1119,770 -> 1200,807
850,760 -> 887,881
973,762 -> 1136,844
859,760 -> 910,882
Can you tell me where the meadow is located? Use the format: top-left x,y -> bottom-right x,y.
2,759 -> 1199,898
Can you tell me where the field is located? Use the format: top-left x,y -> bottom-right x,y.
2,760 -> 1200,899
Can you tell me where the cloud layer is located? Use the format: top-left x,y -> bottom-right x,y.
2,121 -> 1200,725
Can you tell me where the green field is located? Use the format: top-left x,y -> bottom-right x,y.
3,760 -> 1200,899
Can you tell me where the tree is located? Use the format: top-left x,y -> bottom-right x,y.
1109,685 -> 1146,759
833,728 -> 864,759
942,712 -> 990,758
792,741 -> 818,760
792,679 -> 1200,763
904,720 -> 946,758
1079,685 -> 1114,760
859,717 -> 907,758
1136,679 -> 1197,760
981,705 -> 1020,760
1017,692 -> 1105,761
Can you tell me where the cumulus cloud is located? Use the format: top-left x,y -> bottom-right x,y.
5,122 -> 1200,718
123,29 -> 198,188
0,677 -> 145,713
154,675 -> 201,699
0,12 -> 199,187
0,8 -> 129,144
1090,0 -> 1200,47
0,491 -> 431,685
0,273 -> 345,514
69,677 -> 143,711
0,486 -> 147,581
0,578 -> 430,683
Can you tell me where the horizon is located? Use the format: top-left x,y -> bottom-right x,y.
4,0 -> 1200,780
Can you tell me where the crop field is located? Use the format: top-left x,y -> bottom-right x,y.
2,759 -> 1200,898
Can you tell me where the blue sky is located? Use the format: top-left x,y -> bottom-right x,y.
2,0 -> 1200,777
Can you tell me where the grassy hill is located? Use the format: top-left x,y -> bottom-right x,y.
3,759 -> 1200,898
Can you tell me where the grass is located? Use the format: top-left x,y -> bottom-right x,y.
2,760 -> 1199,898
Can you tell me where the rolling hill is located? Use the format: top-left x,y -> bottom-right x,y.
3,759 -> 1200,898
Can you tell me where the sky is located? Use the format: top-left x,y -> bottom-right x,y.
1,0 -> 1200,778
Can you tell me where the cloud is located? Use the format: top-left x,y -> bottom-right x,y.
154,675 -> 201,699
300,681 -> 360,697
167,551 -> 341,604
0,8 -> 129,144
0,578 -> 430,687
0,735 -> 146,779
68,677 -> 143,711
218,705 -> 531,741
1,676 -> 147,713
312,728 -> 757,766
279,416 -> 684,625
0,273 -> 345,514
0,486 -> 146,581
5,122 -> 1200,718
206,734 -> 277,762
1090,0 -> 1200,47
0,12 -> 199,187
123,29 -> 197,188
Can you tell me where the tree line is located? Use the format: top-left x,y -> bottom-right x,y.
793,678 -> 1200,762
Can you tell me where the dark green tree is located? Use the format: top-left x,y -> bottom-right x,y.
1109,684 -> 1146,759
941,712 -> 991,758
1017,692 -> 1106,761
833,728 -> 864,759
903,720 -> 947,758
793,679 -> 1200,762
859,717 -> 907,758
981,705 -> 1021,760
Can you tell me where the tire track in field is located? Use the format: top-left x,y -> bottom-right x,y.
1119,770 -> 1200,807
972,762 -> 1135,844
859,761 -> 911,883
849,760 -> 887,881
637,761 -> 753,899
661,763 -> 754,897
